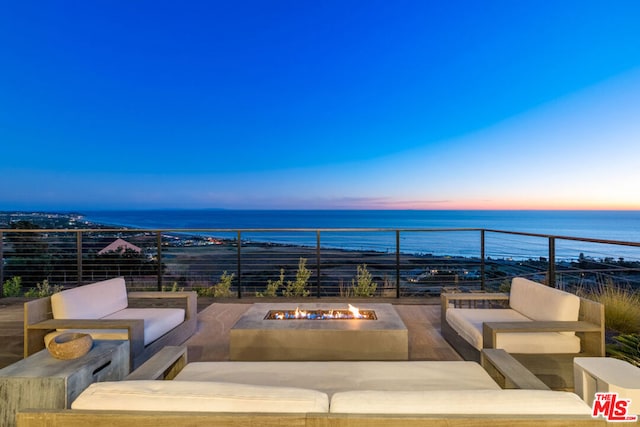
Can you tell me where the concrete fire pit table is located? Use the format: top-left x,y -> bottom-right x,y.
230,303 -> 408,361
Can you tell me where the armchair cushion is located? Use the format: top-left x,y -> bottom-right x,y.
495,332 -> 581,354
51,277 -> 128,319
446,307 -> 581,353
105,308 -> 185,345
509,277 -> 581,335
45,308 -> 185,346
446,308 -> 528,350
47,277 -> 186,346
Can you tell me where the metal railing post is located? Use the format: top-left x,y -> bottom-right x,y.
156,231 -> 163,291
396,230 -> 400,298
480,230 -> 485,291
76,231 -> 83,285
316,230 -> 321,298
548,237 -> 556,287
237,231 -> 242,298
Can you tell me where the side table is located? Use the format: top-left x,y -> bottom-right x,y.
0,339 -> 129,427
574,356 -> 640,415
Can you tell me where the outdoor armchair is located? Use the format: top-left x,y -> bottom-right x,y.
24,277 -> 197,369
441,277 -> 605,389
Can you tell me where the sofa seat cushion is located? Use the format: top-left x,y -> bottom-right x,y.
446,308 -> 529,350
495,331 -> 581,353
509,277 -> 580,336
104,308 -> 185,345
446,308 -> 581,353
174,361 -> 501,396
329,389 -> 592,415
71,380 -> 329,413
51,277 -> 128,319
46,308 -> 185,347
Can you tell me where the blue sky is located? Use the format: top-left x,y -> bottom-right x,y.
2,1 -> 640,210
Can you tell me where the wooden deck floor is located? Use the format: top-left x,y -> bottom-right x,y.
0,299 -> 461,369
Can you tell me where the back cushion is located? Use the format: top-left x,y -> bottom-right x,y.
51,277 -> 128,319
509,277 -> 580,323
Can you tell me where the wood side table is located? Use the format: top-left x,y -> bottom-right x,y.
0,340 -> 129,427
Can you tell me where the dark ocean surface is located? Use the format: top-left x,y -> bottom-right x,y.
81,210 -> 640,261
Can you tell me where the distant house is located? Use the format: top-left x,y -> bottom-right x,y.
98,238 -> 142,255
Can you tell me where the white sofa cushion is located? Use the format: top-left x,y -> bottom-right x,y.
446,307 -> 581,353
329,389 -> 592,415
104,308 -> 185,345
447,308 -> 530,350
71,380 -> 329,413
509,277 -> 581,332
495,331 -> 581,353
45,308 -> 185,347
174,361 -> 501,396
51,277 -> 128,319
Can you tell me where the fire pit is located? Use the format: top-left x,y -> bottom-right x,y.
230,303 -> 408,361
265,304 -> 377,320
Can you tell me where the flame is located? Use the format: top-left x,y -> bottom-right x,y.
348,304 -> 363,319
265,305 -> 375,320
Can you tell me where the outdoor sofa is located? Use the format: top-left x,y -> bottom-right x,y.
441,276 -> 605,389
16,346 -> 605,427
23,277 -> 197,369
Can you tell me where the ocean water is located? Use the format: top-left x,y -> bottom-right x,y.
81,210 -> 640,261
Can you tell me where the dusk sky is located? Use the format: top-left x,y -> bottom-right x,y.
2,1 -> 640,210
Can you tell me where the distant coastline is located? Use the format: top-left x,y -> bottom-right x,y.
2,211 -> 639,295
3,209 -> 639,261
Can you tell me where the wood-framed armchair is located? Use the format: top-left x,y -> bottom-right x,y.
441,277 -> 605,389
24,277 -> 197,370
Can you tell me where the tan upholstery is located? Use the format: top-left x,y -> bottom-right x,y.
173,361 -> 502,396
330,389 -> 592,415
48,278 -> 186,346
72,380 -> 329,413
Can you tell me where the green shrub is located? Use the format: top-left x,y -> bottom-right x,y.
338,278 -> 352,297
351,264 -> 377,297
24,279 -> 62,298
257,268 -> 285,297
498,279 -> 511,294
162,282 -> 184,292
3,276 -> 23,297
196,271 -> 235,297
283,258 -> 311,297
580,281 -> 640,334
213,271 -> 235,298
607,333 -> 640,367
195,287 -> 211,297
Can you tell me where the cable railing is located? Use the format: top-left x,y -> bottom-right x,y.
1,227 -> 639,298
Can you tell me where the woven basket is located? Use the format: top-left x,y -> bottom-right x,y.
47,332 -> 93,360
